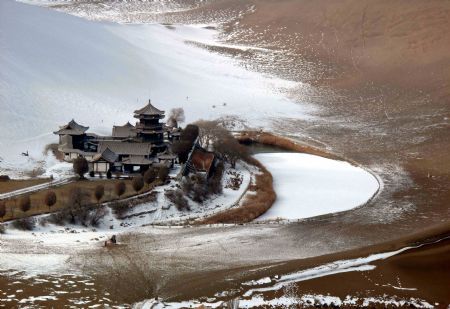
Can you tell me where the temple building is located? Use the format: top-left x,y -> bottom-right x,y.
54,100 -> 176,174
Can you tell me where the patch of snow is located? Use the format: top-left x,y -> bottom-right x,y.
254,153 -> 380,220
134,294 -> 434,308
0,0 -> 314,176
242,237 -> 449,298
242,277 -> 272,286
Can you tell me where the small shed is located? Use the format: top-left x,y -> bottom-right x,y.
185,148 -> 215,178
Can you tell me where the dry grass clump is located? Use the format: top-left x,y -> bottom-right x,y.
238,131 -> 342,161
110,190 -> 158,218
200,157 -> 275,224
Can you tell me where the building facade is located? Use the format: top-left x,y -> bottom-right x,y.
54,100 -> 176,174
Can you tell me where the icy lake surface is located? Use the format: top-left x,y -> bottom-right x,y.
254,153 -> 380,220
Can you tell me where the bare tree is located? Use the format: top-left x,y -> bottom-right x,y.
132,176 -> 144,193
167,107 -> 185,128
19,195 -> 31,213
165,189 -> 189,211
195,120 -> 248,167
114,181 -> 126,198
158,166 -> 170,183
0,202 -> 6,222
172,140 -> 192,164
44,191 -> 57,211
195,120 -> 226,149
73,157 -> 89,179
180,124 -> 199,143
143,168 -> 157,187
94,185 -> 105,204
214,136 -> 248,168
66,187 -> 90,225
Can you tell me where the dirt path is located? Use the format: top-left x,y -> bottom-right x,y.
0,178 -> 72,200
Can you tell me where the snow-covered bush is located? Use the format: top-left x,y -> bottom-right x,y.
19,195 -> 31,213
73,157 -> 89,179
12,217 -> 36,231
165,189 -> 190,211
132,175 -> 144,193
0,201 -> 6,221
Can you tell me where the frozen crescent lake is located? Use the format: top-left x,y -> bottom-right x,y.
254,153 -> 380,220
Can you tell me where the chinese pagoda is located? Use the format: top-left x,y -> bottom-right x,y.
134,100 -> 166,153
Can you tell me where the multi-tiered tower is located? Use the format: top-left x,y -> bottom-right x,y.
134,100 -> 166,153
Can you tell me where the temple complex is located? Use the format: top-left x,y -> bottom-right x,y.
54,100 -> 178,174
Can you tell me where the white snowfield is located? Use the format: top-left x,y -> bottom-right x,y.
254,153 -> 380,220
0,162 -> 253,271
0,0 -> 313,176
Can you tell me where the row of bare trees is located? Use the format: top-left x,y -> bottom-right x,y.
0,190 -> 58,222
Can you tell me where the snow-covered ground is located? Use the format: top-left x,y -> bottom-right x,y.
254,153 -> 380,220
0,0 -> 314,177
0,162 -> 252,271
134,239 -> 443,308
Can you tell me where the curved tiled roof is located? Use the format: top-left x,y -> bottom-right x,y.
54,119 -> 89,135
98,141 -> 152,156
112,122 -> 136,138
134,100 -> 165,116
92,147 -> 119,163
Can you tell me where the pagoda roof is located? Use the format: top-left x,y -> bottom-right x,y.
157,150 -> 177,160
122,155 -> 154,166
54,119 -> 89,135
134,100 -> 165,116
98,140 -> 152,156
92,147 -> 119,163
112,122 -> 136,138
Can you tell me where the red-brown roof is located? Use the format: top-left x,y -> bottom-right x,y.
190,149 -> 215,173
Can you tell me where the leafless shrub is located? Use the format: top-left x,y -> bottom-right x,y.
165,189 -> 189,211
73,157 -> 89,179
167,107 -> 185,128
158,166 -> 169,182
44,191 -> 57,210
47,211 -> 66,226
25,167 -> 45,178
208,161 -> 224,194
195,120 -> 248,167
0,202 -> 6,222
180,124 -> 199,143
88,206 -> 108,227
65,187 -> 90,224
172,140 -> 192,164
225,171 -> 243,190
115,181 -> 126,198
110,191 -> 157,218
132,176 -> 144,193
144,168 -> 157,187
0,224 -> 5,234
19,195 -> 31,213
0,175 -> 11,181
201,159 -> 275,224
189,174 -> 208,203
12,217 -> 36,231
94,185 -> 105,203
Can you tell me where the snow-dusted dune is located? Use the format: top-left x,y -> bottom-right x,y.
0,0 -> 311,175
255,153 -> 380,220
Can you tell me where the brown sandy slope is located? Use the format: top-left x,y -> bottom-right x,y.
11,0 -> 450,305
